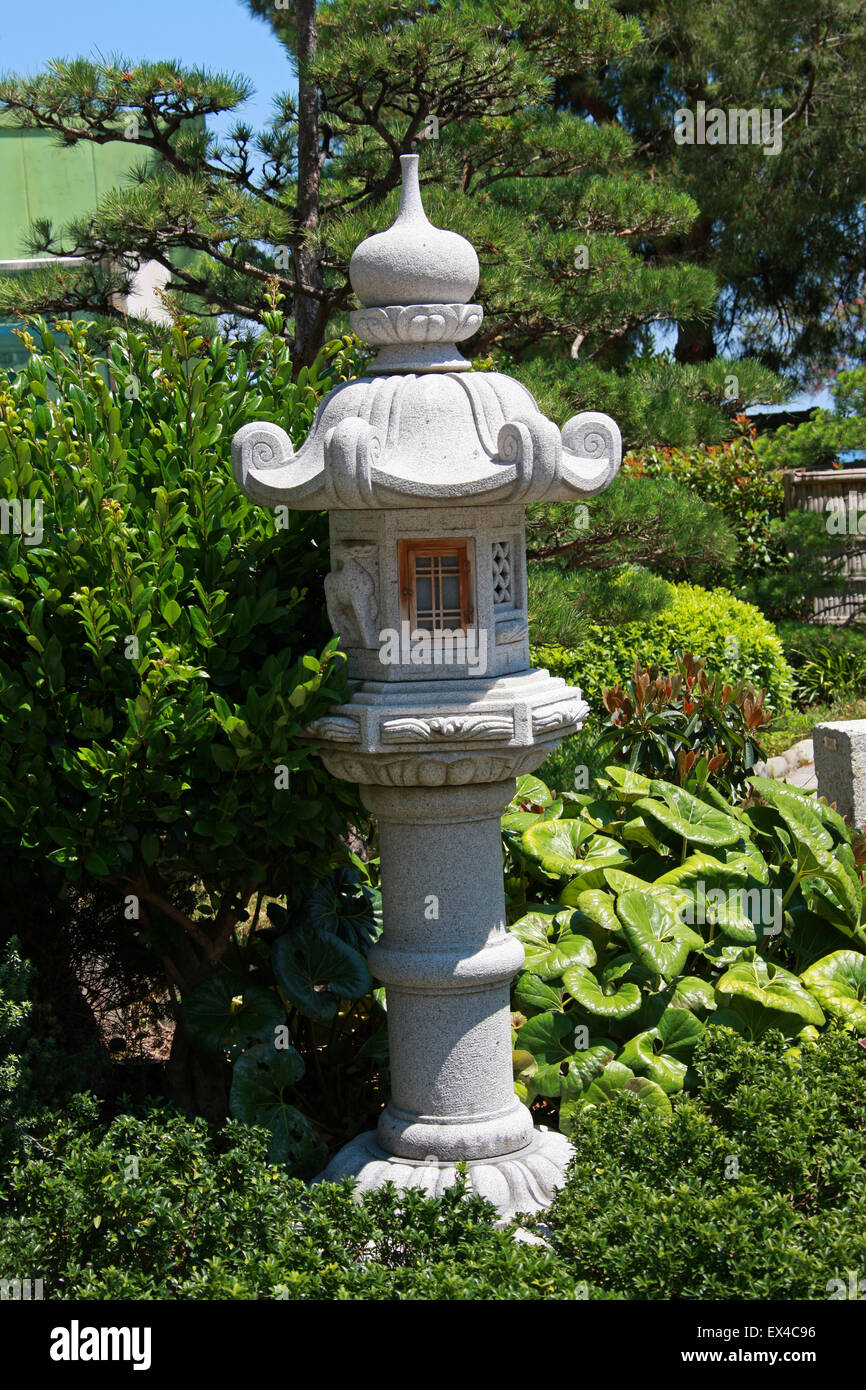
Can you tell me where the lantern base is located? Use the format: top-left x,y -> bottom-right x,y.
312,1125 -> 574,1224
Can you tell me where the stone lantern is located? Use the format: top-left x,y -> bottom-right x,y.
231,154 -> 622,1220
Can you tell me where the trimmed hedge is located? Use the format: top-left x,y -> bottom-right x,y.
2,1028 -> 863,1299
533,582 -> 793,713
0,1096 -> 582,1300
543,1026 -> 866,1300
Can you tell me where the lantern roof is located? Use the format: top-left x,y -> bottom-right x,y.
232,154 -> 622,511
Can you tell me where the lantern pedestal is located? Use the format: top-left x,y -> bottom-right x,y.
318,1127 -> 573,1224
315,778 -> 574,1219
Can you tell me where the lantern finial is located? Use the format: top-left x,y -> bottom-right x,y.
349,153 -> 479,308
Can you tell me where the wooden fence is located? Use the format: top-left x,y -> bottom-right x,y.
783,468 -> 866,624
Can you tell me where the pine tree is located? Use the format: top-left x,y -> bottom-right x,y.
554,0 -> 866,378
0,0 -> 781,445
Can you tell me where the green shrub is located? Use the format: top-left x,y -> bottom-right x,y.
532,581 -> 794,713
535,727 -> 609,799
525,474 -> 737,638
0,937 -> 97,1157
755,367 -> 866,473
181,865 -> 386,1171
625,422 -> 852,620
0,314 -> 360,899
624,419 -> 785,525
504,766 -> 866,1121
0,939 -> 34,1132
0,315 -> 365,1115
542,1026 -> 866,1299
0,1096 -> 583,1300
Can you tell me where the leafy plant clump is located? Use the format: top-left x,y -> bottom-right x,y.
541,1026 -> 866,1300
182,864 -> 386,1173
598,653 -> 772,797
778,621 -> 866,709
504,768 -> 866,1123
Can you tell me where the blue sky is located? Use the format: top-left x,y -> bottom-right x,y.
0,0 -> 295,139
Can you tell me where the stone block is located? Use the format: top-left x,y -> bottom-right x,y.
813,719 -> 866,826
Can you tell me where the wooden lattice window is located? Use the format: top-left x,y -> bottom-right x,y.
399,538 -> 474,631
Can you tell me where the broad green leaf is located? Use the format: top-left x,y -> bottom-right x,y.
621,815 -> 668,854
671,976 -> 717,1014
273,929 -> 372,1022
601,953 -> 642,986
616,1032 -> 689,1094
532,1040 -> 618,1100
723,846 -> 771,886
521,818 -> 596,878
657,852 -> 748,893
620,1075 -> 673,1113
511,774 -> 554,807
802,863 -> 864,937
706,1007 -> 750,1036
562,963 -> 642,1019
657,1004 -> 705,1056
229,1043 -> 325,1172
513,972 -> 564,1013
516,1010 -> 576,1066
513,1049 -> 538,1083
529,933 -> 597,981
616,890 -> 703,979
748,776 -> 834,849
704,892 -> 761,945
600,766 -> 655,802
715,955 -> 825,1037
571,889 -> 623,936
637,784 -> 742,847
568,1041 -> 617,1086
748,776 -> 860,927
508,907 -> 559,949
185,976 -> 285,1059
566,834 -> 631,890
699,939 -> 753,967
562,1060 -> 672,1118
578,1058 -> 635,1102
801,950 -> 866,1030
700,781 -> 751,822
161,598 -> 182,627
786,908 -> 858,971
503,810 -> 548,832
601,869 -> 691,918
306,867 -> 381,953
